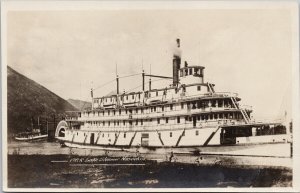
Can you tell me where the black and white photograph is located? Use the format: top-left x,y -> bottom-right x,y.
1,0 -> 299,192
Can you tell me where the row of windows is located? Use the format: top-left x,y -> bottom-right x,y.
85,99 -> 236,117
76,130 -> 201,138
83,112 -> 243,127
94,85 -> 206,104
179,67 -> 203,77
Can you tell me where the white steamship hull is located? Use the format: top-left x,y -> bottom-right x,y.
56,124 -> 292,168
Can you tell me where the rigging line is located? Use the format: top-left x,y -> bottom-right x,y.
151,78 -> 172,83
118,73 -> 142,79
93,79 -> 115,91
125,84 -> 143,93
124,78 -> 172,94
93,73 -> 141,91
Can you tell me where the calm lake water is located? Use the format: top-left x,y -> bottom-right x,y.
7,141 -> 292,188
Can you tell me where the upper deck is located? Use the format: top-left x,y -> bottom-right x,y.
67,39 -> 253,124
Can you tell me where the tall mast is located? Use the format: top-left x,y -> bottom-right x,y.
46,118 -> 49,136
38,116 -> 40,130
91,88 -> 94,110
142,59 -> 145,91
31,117 -> 33,130
116,75 -> 119,95
116,63 -> 119,95
142,70 -> 145,91
149,64 -> 152,91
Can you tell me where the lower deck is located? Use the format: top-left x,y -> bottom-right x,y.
57,123 -> 291,158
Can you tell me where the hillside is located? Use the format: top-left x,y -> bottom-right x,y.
67,99 -> 92,110
7,66 -> 78,134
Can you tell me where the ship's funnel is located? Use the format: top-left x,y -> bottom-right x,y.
173,38 -> 181,86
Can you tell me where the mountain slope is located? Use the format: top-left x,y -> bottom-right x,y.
67,99 -> 92,110
7,66 -> 78,134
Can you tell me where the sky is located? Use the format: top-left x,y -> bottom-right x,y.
6,6 -> 294,120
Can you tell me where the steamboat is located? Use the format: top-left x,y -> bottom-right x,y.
55,39 -> 292,167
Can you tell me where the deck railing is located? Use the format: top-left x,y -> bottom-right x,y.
75,119 -> 246,132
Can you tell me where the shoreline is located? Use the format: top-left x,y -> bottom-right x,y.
7,154 -> 293,188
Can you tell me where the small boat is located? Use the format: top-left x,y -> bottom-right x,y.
15,130 -> 48,141
15,117 -> 48,141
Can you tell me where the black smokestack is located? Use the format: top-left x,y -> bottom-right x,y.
173,38 -> 181,86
